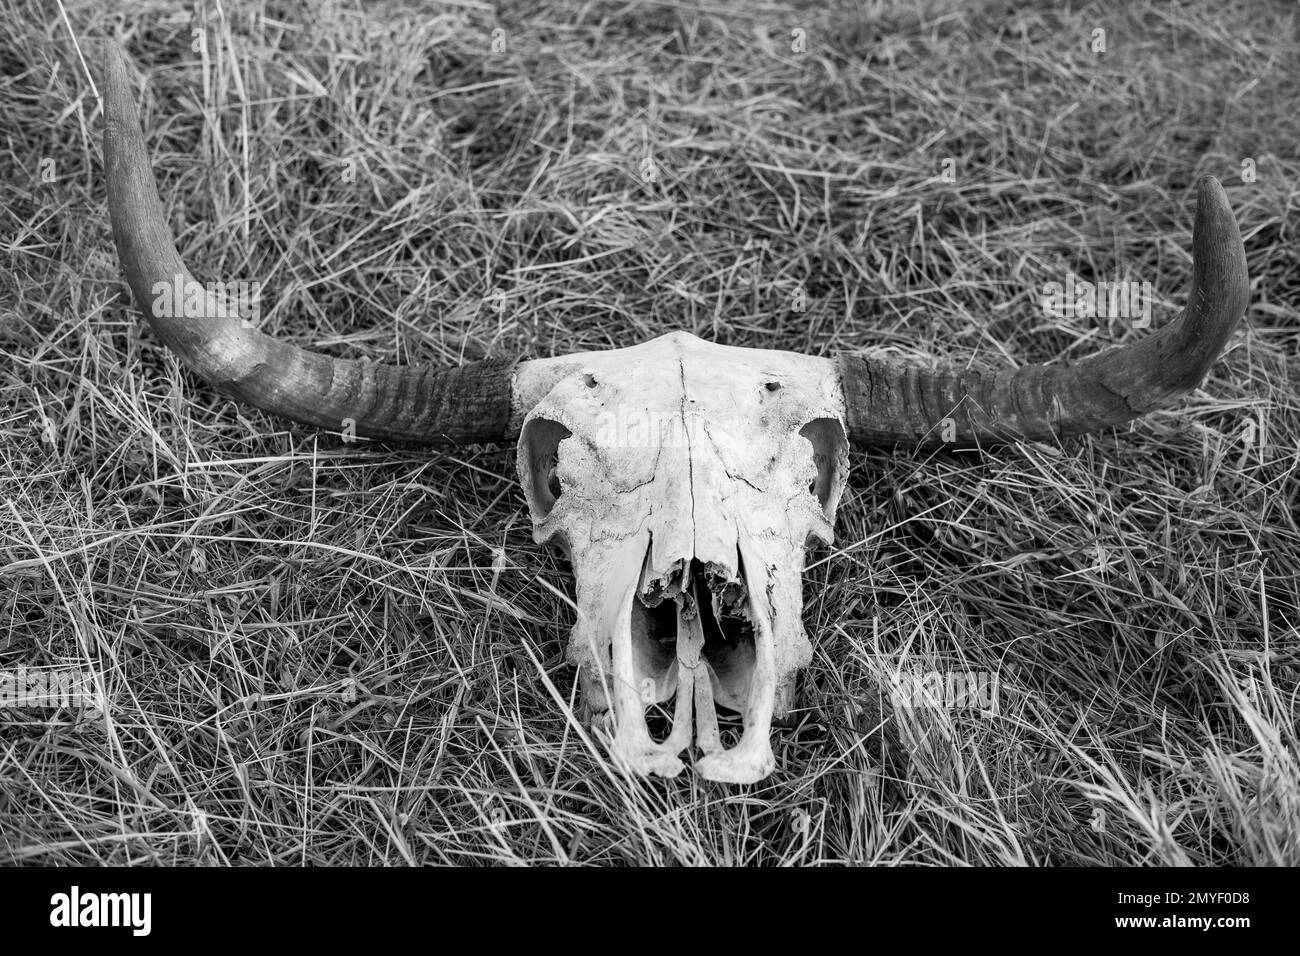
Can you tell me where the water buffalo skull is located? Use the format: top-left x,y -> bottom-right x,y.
101,45 -> 1249,782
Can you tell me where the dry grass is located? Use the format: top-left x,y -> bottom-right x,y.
1,0 -> 1297,865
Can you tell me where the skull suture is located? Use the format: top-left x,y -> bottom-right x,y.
101,43 -> 1249,787
515,334 -> 848,782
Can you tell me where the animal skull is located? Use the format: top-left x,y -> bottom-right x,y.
99,44 -> 1250,783
515,336 -> 847,781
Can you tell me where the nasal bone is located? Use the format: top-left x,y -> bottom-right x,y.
673,592 -> 723,754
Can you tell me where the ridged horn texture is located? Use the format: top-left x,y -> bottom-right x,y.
837,176 -> 1249,448
102,42 -> 515,445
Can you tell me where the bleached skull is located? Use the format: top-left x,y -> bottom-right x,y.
515,334 -> 847,782
101,42 -> 1249,784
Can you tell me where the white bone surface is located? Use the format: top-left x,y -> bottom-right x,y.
515,332 -> 848,783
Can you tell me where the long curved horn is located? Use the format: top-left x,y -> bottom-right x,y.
837,176 -> 1249,448
102,42 -> 515,445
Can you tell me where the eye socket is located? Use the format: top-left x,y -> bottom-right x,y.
519,417 -> 572,519
799,418 -> 846,518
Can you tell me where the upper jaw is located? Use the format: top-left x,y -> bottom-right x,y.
601,538 -> 778,784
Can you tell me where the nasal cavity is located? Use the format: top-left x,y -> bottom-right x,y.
634,548 -> 687,743
695,555 -> 755,713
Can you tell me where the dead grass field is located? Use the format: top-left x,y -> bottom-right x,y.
1,0 -> 1297,865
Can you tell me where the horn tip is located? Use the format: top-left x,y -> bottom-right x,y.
1194,175 -> 1233,230
1195,173 -> 1225,200
101,39 -> 131,113
1190,173 -> 1249,321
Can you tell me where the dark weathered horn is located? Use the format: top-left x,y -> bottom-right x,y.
102,42 -> 515,445
837,176 -> 1249,448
